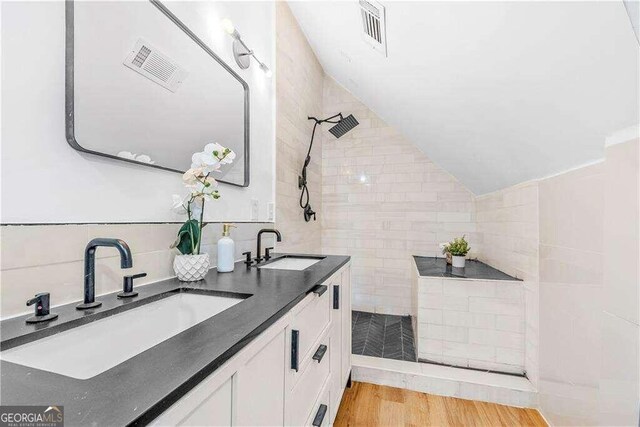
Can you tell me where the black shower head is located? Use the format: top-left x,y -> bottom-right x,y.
328,114 -> 359,139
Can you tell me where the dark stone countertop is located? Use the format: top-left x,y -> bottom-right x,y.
0,253 -> 350,426
412,256 -> 521,281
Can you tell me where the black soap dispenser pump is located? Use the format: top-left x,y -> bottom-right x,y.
26,292 -> 58,323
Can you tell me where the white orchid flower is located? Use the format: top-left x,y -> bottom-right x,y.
219,150 -> 235,165
136,154 -> 154,164
204,142 -> 235,165
182,167 -> 206,185
171,194 -> 188,214
192,148 -> 222,173
117,151 -> 137,160
204,143 -> 224,157
204,176 -> 218,187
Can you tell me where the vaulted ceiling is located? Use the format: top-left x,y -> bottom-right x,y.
288,1 -> 639,194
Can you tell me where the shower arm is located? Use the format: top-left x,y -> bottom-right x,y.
298,113 -> 344,222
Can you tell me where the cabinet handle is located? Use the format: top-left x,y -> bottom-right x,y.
291,329 -> 299,372
312,344 -> 327,363
333,285 -> 339,309
313,285 -> 327,296
312,404 -> 327,426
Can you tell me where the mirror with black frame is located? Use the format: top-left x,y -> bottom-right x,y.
66,0 -> 249,187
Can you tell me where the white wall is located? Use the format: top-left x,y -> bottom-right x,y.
1,1 -> 275,224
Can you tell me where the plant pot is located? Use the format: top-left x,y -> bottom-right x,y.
173,253 -> 210,282
451,255 -> 466,268
445,253 -> 452,265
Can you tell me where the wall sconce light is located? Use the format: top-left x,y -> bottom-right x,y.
222,18 -> 272,77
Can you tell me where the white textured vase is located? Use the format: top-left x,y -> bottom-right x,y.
173,254 -> 210,282
452,255 -> 466,268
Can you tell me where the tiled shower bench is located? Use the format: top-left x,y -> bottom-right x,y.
411,256 -> 525,375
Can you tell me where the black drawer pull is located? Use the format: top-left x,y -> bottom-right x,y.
291,329 -> 299,372
313,285 -> 327,296
333,285 -> 339,309
312,404 -> 327,426
312,344 -> 327,363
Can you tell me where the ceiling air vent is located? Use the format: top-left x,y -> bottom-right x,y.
123,39 -> 188,93
359,0 -> 387,57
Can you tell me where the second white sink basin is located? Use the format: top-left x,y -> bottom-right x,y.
1,292 -> 243,379
259,257 -> 322,271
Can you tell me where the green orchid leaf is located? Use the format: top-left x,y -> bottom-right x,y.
174,219 -> 201,255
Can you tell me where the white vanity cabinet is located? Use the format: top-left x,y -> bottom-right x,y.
150,262 -> 351,427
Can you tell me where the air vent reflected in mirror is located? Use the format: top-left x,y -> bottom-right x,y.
123,38 -> 188,92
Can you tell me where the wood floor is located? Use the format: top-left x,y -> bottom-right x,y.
334,382 -> 547,427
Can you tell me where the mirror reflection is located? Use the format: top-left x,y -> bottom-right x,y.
68,1 -> 249,186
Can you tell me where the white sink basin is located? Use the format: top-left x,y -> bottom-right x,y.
1,292 -> 243,379
259,257 -> 322,271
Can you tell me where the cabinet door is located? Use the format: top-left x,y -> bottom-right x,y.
235,329 -> 286,426
341,266 -> 352,385
150,375 -> 232,427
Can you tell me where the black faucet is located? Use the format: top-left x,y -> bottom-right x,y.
256,229 -> 282,263
77,238 -> 133,310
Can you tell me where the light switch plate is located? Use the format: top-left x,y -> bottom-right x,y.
250,199 -> 259,221
267,203 -> 274,221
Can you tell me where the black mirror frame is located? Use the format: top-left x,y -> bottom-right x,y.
65,0 -> 250,187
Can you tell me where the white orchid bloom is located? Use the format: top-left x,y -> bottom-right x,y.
204,143 -> 225,157
171,194 -> 188,214
204,176 -> 218,187
182,167 -> 206,185
117,151 -> 137,160
219,149 -> 235,165
204,142 -> 235,165
192,148 -> 222,173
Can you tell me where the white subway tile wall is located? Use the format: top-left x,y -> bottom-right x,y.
321,77 -> 479,316
274,3 -> 324,254
414,274 -> 525,374
0,222 -> 274,318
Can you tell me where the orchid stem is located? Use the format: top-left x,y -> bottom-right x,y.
197,198 -> 205,254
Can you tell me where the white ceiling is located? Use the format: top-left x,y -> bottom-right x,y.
288,1 -> 639,194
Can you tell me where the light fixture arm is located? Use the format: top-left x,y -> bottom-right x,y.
224,20 -> 271,76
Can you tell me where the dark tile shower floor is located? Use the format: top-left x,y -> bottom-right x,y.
352,311 -> 417,362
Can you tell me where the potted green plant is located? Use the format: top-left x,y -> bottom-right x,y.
448,236 -> 470,268
170,143 -> 235,281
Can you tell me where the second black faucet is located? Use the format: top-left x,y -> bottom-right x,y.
255,229 -> 282,264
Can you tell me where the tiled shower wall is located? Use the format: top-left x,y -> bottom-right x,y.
0,222 -> 274,318
320,77 -> 479,316
274,2 -> 324,254
538,162 -> 604,425
474,182 -> 539,386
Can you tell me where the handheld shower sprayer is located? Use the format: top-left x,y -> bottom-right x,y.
298,113 -> 359,222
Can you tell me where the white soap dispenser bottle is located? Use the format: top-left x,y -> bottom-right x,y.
217,223 -> 236,273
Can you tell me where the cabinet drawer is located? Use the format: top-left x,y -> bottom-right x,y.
305,377 -> 332,427
290,286 -> 331,371
288,330 -> 331,426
